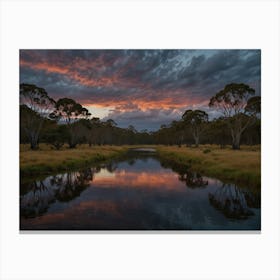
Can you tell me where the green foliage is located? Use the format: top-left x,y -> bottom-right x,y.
50,99 -> 91,148
181,109 -> 208,147
45,125 -> 68,150
182,109 -> 208,124
51,98 -> 91,124
20,83 -> 56,112
209,83 -> 255,117
209,83 -> 258,150
245,96 -> 261,115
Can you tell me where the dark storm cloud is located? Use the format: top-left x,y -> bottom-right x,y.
20,49 -> 261,130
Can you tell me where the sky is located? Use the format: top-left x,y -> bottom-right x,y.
20,49 -> 261,131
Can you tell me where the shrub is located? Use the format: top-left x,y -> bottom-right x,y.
45,126 -> 68,150
203,148 -> 211,154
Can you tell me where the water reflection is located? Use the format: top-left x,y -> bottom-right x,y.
53,169 -> 93,202
160,159 -> 208,188
20,180 -> 57,218
208,184 -> 260,219
20,154 -> 261,230
178,171 -> 208,188
21,168 -> 95,218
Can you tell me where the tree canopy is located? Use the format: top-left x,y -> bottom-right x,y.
209,83 -> 258,149
20,83 -> 56,149
20,83 -> 56,115
209,83 -> 255,117
245,96 -> 261,115
20,83 -> 261,150
51,98 -> 91,124
182,110 -> 208,147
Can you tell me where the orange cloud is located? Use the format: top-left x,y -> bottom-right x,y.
21,59 -> 119,88
82,93 -> 205,111
21,60 -> 69,75
20,52 -> 206,112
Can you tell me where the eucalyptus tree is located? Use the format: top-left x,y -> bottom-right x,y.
100,119 -> 117,145
87,117 -> 101,146
127,125 -> 137,144
208,117 -> 229,148
20,83 -> 55,149
45,125 -> 68,150
182,109 -> 208,147
169,120 -> 185,146
209,83 -> 258,149
155,125 -> 169,145
51,98 -> 91,148
245,96 -> 261,116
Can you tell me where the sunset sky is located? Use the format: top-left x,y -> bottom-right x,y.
20,49 -> 261,131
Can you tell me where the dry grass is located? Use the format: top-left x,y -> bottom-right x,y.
20,144 -> 130,175
156,145 -> 261,190
20,143 -> 261,190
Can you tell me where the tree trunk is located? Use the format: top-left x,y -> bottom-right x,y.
68,139 -> 77,149
29,132 -> 39,150
30,141 -> 38,150
194,136 -> 199,147
232,133 -> 241,150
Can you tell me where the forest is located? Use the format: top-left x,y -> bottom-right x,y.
20,82 -> 261,150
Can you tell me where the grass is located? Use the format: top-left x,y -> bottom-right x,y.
156,144 -> 261,191
20,144 -> 130,176
20,143 -> 261,191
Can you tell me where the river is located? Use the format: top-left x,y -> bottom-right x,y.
20,149 -> 260,230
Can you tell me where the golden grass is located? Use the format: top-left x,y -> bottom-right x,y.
156,145 -> 261,190
20,143 -> 261,190
20,144 -> 130,175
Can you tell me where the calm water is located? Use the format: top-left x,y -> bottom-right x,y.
20,151 -> 261,230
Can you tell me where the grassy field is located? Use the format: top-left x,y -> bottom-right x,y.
156,145 -> 261,190
20,144 -> 130,176
20,144 -> 260,190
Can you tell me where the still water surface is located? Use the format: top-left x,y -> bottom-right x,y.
20,151 -> 260,230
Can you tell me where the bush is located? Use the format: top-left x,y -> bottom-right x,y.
203,148 -> 211,154
45,126 -> 68,150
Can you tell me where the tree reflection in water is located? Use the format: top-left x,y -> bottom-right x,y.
20,180 -> 57,218
20,168 -> 96,218
208,184 -> 260,219
20,155 -> 261,230
54,168 -> 93,202
160,158 -> 208,188
178,170 -> 208,188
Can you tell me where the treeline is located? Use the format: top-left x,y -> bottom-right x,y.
20,83 -> 261,150
20,113 -> 155,148
153,117 -> 260,147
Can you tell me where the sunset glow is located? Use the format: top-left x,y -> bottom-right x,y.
20,50 -> 261,130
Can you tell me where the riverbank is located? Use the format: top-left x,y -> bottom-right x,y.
156,145 -> 261,190
20,144 -> 130,176
20,144 -> 261,190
